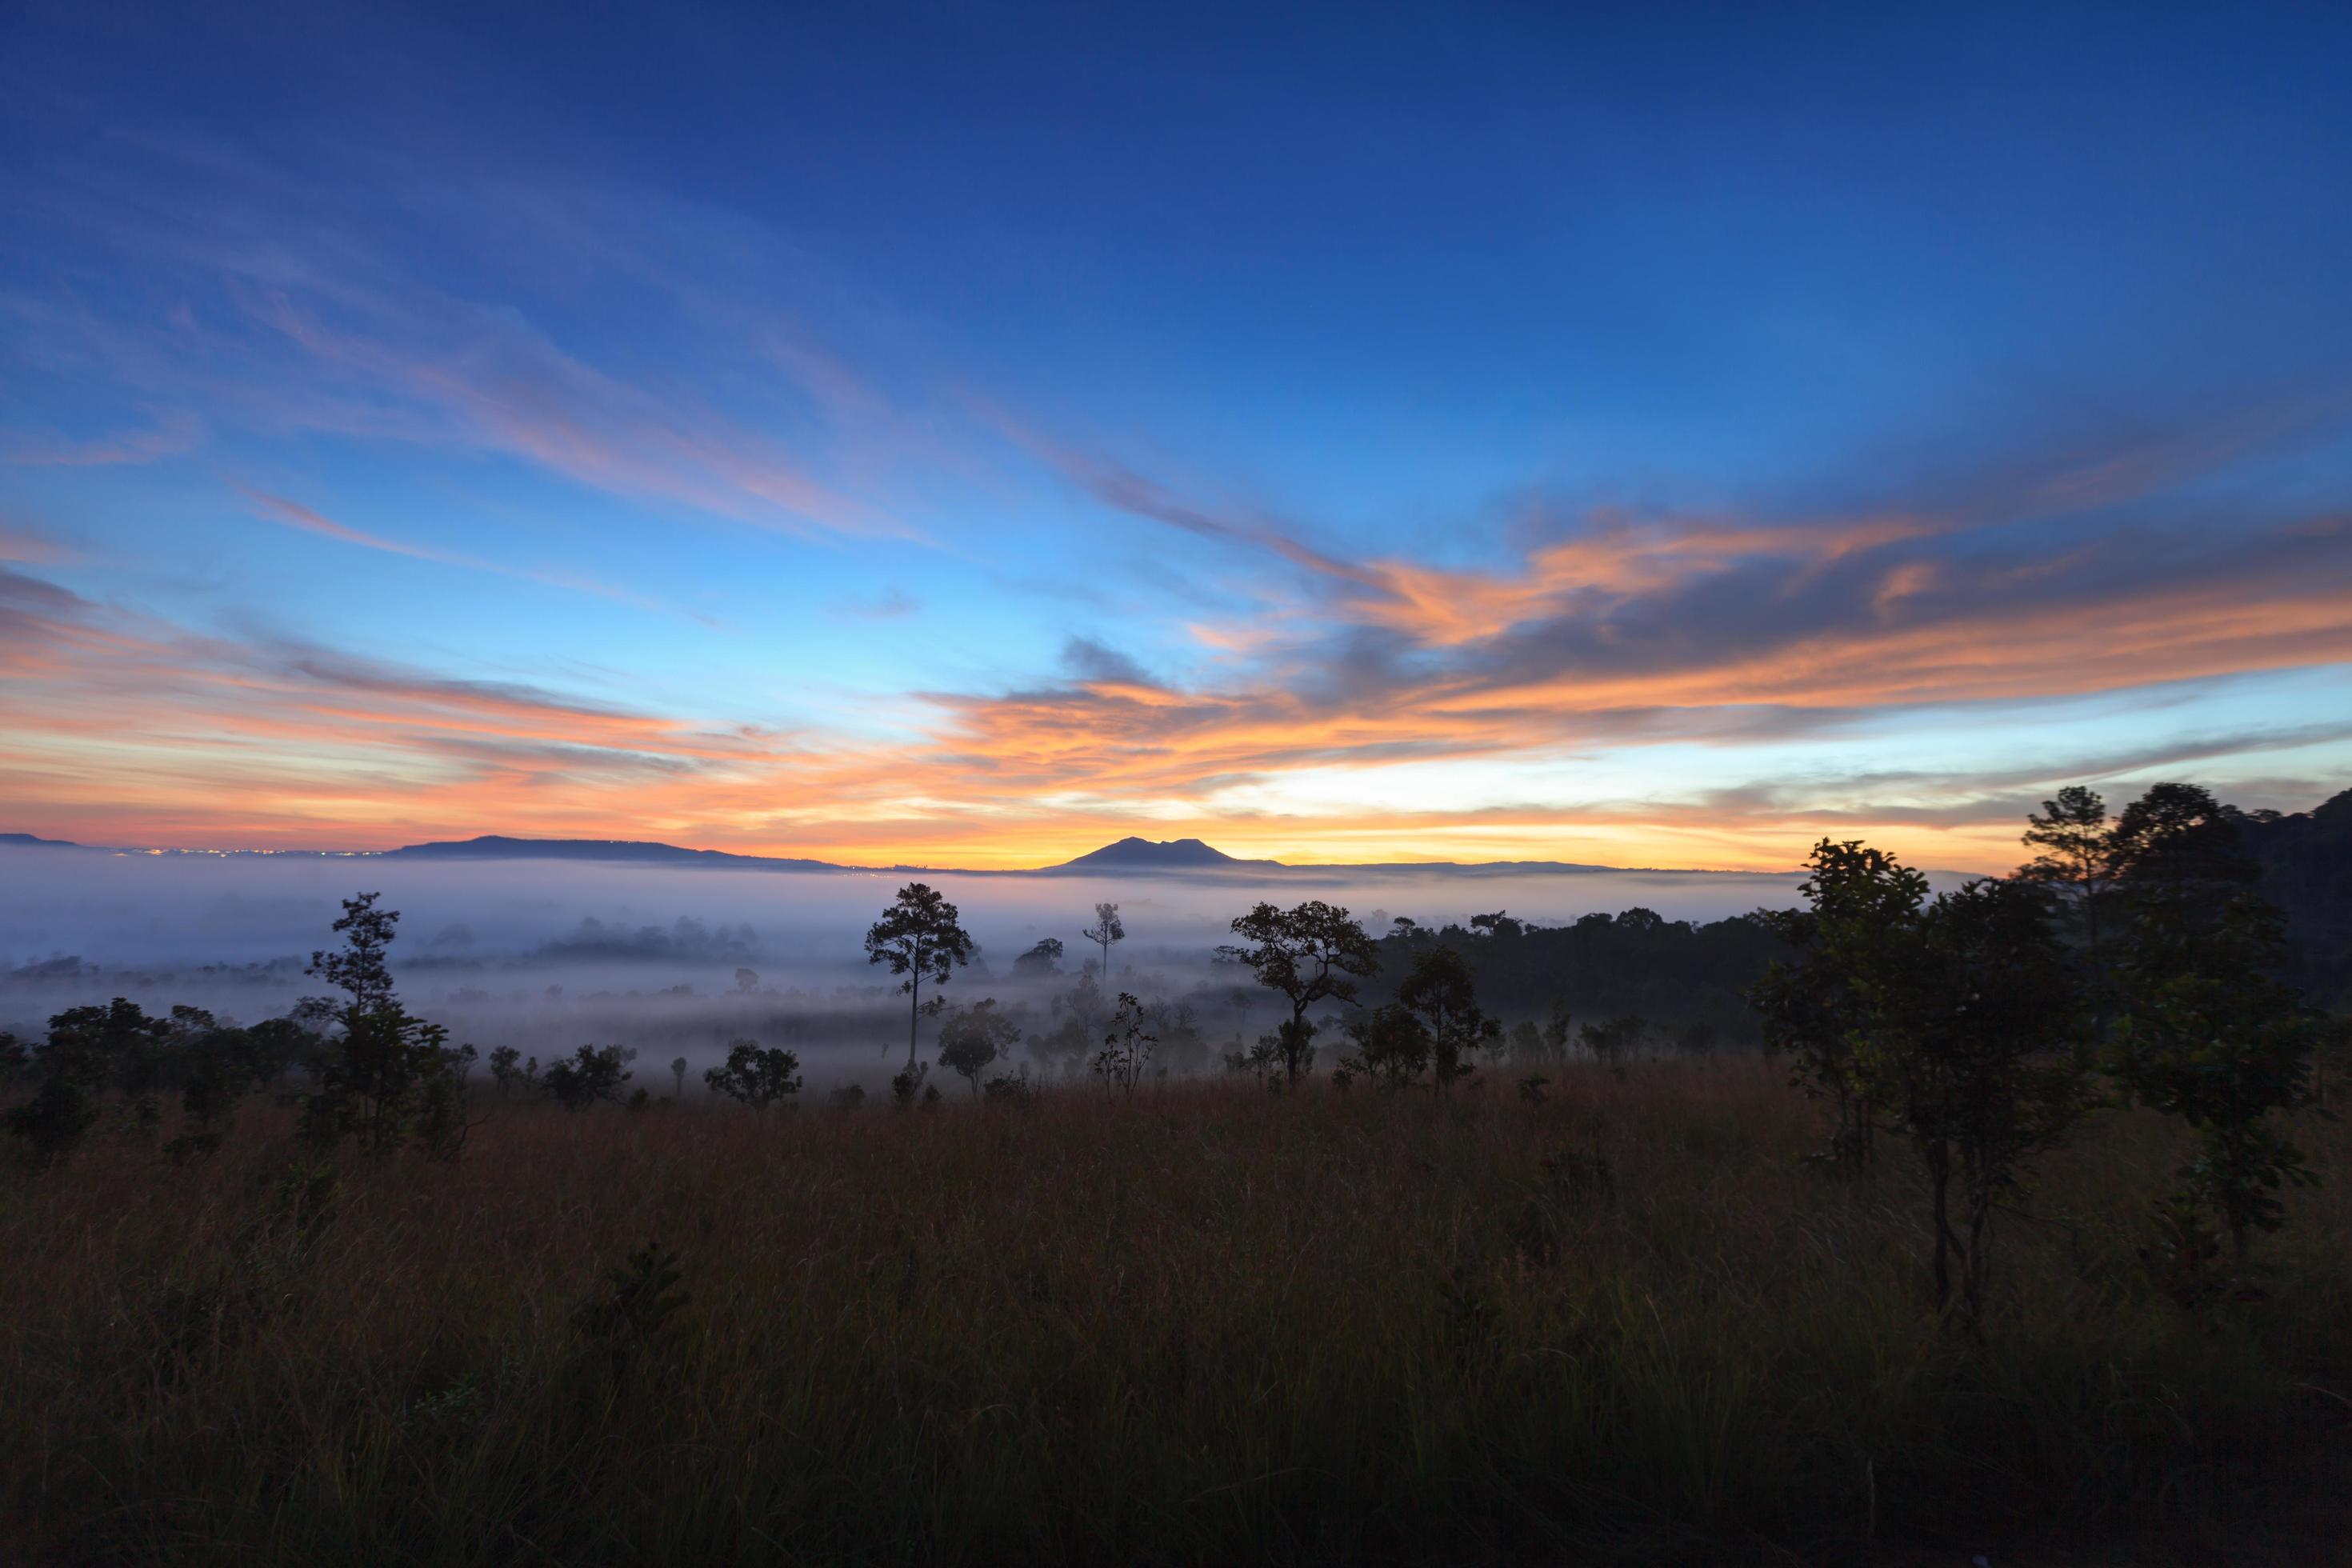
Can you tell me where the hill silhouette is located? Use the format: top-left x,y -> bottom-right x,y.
1044,836 -> 1281,873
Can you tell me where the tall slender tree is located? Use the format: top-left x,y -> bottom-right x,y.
1081,902 -> 1126,981
865,882 -> 976,1071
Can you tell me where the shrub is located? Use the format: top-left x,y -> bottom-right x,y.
543,1045 -> 638,1111
703,1039 -> 802,1110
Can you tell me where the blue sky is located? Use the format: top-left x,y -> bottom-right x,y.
3,2 -> 2350,866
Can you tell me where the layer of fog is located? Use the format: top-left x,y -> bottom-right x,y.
0,848 -> 1923,1091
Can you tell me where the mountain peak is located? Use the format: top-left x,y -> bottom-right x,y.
1050,836 -> 1266,871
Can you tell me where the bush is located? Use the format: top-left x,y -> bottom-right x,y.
703,1039 -> 803,1110
542,1045 -> 637,1111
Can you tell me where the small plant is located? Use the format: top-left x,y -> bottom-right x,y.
573,1241 -> 689,1379
890,1061 -> 930,1108
1518,1074 -> 1550,1106
1091,992 -> 1157,1094
984,1068 -> 1039,1105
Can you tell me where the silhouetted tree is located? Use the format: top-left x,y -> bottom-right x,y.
1218,901 -> 1378,1086
1013,938 -> 1065,977
865,883 -> 975,1073
1092,992 -> 1156,1094
1750,840 -> 1931,1165
670,1054 -> 689,1099
1335,1002 -> 1429,1090
1876,878 -> 2092,1327
302,894 -> 458,1154
2017,786 -> 2122,969
938,999 -> 1020,1096
704,1040 -> 802,1109
544,1044 -> 637,1110
1394,945 -> 1499,1093
2110,822 -> 2318,1264
1578,1014 -> 1647,1079
1082,902 -> 1126,980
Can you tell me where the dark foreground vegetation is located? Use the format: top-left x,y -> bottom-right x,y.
3,781 -> 2349,1563
2,1073 -> 2348,1566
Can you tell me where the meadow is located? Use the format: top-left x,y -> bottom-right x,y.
5,1061 -> 2348,1566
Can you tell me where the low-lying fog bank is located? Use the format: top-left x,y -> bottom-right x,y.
2,847 -> 1942,1091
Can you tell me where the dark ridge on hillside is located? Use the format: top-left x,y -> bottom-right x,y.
1045,837 -> 1282,873
385,835 -> 847,871
0,833 -> 85,850
2242,787 -> 2352,1006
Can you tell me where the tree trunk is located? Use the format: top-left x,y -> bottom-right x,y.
1926,1139 -> 1952,1313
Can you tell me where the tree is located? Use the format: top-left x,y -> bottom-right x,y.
734,967 -> 760,994
3,1079 -> 100,1166
1013,938 -> 1065,978
1092,992 -> 1157,1094
302,895 -> 460,1154
1336,1002 -> 1429,1089
1750,841 -> 1931,1165
938,999 -> 1020,1096
1394,945 -> 1500,1093
2112,879 -> 2318,1263
1082,902 -> 1126,980
1873,878 -> 2092,1327
670,1055 -> 690,1099
310,891 -> 399,1012
37,998 -> 169,1098
1218,901 -> 1379,1086
865,883 -> 976,1072
1578,1014 -> 1646,1079
487,1045 -> 525,1099
703,1039 -> 802,1109
2017,786 -> 2121,964
544,1044 -> 637,1110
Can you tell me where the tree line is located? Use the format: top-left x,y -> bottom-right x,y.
6,779 -> 2338,1333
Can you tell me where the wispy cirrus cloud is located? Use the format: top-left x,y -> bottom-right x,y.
236,486 -> 720,625
2,407 -> 203,467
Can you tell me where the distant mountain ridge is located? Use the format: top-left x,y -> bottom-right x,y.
386,835 -> 845,871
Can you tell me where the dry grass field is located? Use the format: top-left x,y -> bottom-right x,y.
4,1060 -> 2350,1565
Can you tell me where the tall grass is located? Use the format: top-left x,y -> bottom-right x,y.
3,1060 -> 2348,1564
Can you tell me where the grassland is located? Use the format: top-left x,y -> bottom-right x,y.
4,1061 -> 2350,1565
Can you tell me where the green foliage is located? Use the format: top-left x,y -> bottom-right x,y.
703,1038 -> 803,1109
542,1044 -> 637,1111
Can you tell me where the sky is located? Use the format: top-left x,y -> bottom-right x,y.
3,2 -> 2350,872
